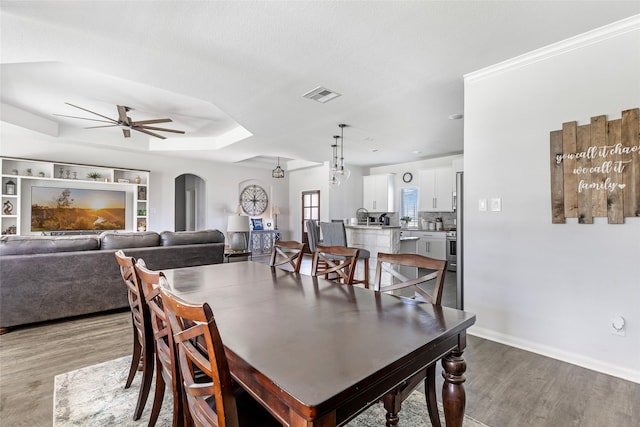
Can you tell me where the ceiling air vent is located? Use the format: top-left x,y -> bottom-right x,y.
302,86 -> 341,104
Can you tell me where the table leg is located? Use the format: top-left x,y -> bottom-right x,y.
441,350 -> 467,427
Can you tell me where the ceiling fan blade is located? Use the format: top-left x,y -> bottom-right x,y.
122,128 -> 131,138
131,118 -> 173,126
134,127 -> 167,139
136,125 -> 185,134
53,114 -> 117,124
84,125 -> 119,129
117,105 -> 130,125
64,102 -> 118,123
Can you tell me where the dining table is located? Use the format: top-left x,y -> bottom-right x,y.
162,260 -> 476,427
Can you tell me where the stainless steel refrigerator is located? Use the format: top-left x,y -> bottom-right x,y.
456,171 -> 464,310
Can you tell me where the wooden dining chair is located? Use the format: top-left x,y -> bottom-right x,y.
311,245 -> 360,285
135,259 -> 185,427
159,287 -> 281,427
319,221 -> 370,287
114,250 -> 154,421
269,240 -> 304,273
373,252 -> 447,427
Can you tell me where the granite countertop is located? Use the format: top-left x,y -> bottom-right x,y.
404,227 -> 455,232
345,225 -> 402,230
400,236 -> 420,241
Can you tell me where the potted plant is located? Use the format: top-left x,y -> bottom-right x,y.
400,216 -> 412,229
26,168 -> 33,176
86,172 -> 102,181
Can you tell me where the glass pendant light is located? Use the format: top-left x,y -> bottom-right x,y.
336,123 -> 351,180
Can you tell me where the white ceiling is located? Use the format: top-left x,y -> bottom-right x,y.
2,1 -> 639,169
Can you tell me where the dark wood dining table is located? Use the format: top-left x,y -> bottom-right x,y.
163,261 -> 476,427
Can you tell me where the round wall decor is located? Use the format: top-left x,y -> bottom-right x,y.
402,172 -> 413,183
240,184 -> 269,216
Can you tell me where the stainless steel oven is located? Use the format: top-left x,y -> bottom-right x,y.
446,230 -> 457,272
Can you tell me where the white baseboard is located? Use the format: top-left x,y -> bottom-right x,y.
468,326 -> 640,384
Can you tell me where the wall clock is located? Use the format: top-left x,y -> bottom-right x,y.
240,184 -> 269,216
402,172 -> 413,183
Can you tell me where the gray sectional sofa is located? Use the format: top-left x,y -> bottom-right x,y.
0,229 -> 225,331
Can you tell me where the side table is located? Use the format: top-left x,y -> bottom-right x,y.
224,248 -> 252,263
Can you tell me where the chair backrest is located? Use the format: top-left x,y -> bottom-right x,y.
269,240 -> 304,272
319,221 -> 347,247
160,286 -> 240,427
305,219 -> 320,251
373,253 -> 447,305
134,259 -> 184,422
311,245 -> 360,285
114,250 -> 151,353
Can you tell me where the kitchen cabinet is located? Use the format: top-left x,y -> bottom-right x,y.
411,231 -> 446,260
363,174 -> 395,212
418,167 -> 453,212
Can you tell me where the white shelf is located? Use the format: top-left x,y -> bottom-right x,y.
1,157 -> 150,235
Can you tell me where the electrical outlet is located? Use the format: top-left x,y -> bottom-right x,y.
490,197 -> 502,212
611,316 -> 626,336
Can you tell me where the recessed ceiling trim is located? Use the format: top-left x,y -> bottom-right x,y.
302,86 -> 341,104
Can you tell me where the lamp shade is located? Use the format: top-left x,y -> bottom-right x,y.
227,215 -> 250,232
272,206 -> 281,216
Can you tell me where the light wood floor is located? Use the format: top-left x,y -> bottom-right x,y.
1,260 -> 638,426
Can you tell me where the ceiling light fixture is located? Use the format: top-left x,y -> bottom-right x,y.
329,137 -> 341,187
272,156 -> 285,179
336,123 -> 351,181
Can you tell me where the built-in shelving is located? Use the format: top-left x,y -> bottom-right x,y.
1,157 -> 150,235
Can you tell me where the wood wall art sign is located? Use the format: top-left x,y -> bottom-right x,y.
550,108 -> 639,224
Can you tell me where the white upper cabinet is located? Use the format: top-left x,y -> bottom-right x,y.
418,167 -> 453,212
363,174 -> 395,212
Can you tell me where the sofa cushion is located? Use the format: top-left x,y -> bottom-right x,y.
160,229 -> 225,246
0,235 -> 100,255
100,231 -> 161,250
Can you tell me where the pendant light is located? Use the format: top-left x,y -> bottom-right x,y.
329,139 -> 341,187
337,123 -> 351,180
272,156 -> 285,178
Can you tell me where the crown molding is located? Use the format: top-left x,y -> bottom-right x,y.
465,14 -> 640,82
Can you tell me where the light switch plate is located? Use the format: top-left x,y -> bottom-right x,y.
490,198 -> 502,212
478,199 -> 487,211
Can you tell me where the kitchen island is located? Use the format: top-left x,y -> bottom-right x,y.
345,225 -> 401,286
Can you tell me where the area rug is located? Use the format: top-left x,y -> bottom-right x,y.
54,356 -> 488,426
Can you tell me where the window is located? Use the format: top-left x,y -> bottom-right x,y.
400,187 -> 418,227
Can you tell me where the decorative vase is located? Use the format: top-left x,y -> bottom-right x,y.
135,176 -> 142,184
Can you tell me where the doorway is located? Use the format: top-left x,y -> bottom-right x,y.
301,190 -> 320,253
175,174 -> 206,231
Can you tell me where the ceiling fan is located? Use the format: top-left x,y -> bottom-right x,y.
54,102 -> 185,139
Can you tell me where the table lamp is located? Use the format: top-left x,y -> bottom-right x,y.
227,215 -> 250,251
272,206 -> 281,230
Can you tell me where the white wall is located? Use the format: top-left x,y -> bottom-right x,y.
464,16 -> 640,382
0,123 -> 290,239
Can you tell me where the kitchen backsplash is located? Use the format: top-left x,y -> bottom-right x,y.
417,212 -> 456,229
